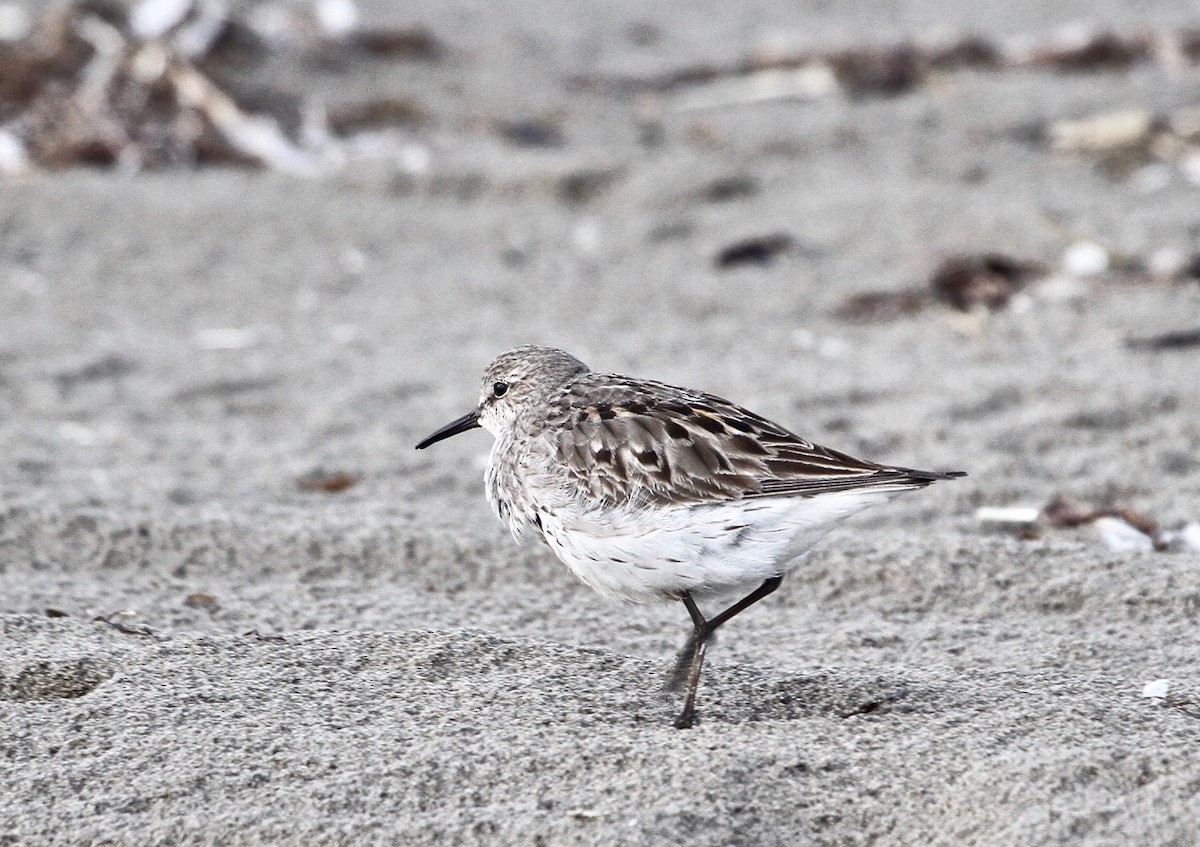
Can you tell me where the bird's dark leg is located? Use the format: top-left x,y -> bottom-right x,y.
667,592 -> 709,690
670,576 -> 783,729
704,575 -> 783,633
667,591 -> 710,690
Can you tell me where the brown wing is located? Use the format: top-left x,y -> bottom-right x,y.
549,375 -> 960,508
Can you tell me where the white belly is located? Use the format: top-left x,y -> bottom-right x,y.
536,489 -> 897,603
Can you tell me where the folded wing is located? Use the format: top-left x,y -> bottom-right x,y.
550,376 -> 963,508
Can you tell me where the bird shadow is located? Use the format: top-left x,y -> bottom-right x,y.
675,663 -> 932,726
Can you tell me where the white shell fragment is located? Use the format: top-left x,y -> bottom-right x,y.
1142,679 -> 1170,700
400,144 -> 432,175
1062,241 -> 1110,277
975,506 -> 1041,529
132,0 -> 192,40
1181,151 -> 1200,186
1034,273 -> 1090,303
1182,522 -> 1200,554
1049,108 -> 1154,154
314,0 -> 359,36
1145,247 -> 1188,278
0,129 -> 29,174
0,3 -> 32,42
674,66 -> 840,112
1094,516 -> 1155,553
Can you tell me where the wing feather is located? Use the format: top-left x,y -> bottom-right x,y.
549,375 -> 960,507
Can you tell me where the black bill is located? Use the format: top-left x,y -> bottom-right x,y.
415,410 -> 481,449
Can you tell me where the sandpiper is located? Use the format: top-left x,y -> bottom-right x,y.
416,346 -> 965,728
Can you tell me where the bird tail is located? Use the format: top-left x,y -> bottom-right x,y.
892,467 -> 967,486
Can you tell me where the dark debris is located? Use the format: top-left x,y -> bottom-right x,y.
326,97 -> 426,134
497,117 -> 566,149
296,469 -> 358,494
930,253 -> 1045,312
0,2 -> 438,171
1126,327 -> 1200,351
1043,494 -> 1168,551
835,252 -> 1046,323
348,27 -> 444,60
577,27 -> 1200,99
714,234 -> 795,269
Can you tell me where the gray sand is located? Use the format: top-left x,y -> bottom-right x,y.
3,0 -> 1200,844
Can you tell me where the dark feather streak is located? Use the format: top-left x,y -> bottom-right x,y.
665,421 -> 689,439
694,415 -> 726,434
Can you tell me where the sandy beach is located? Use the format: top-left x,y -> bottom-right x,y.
2,0 -> 1200,843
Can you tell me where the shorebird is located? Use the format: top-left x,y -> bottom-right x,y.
416,346 -> 964,727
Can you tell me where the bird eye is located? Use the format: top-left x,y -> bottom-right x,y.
493,381 -> 509,398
